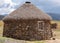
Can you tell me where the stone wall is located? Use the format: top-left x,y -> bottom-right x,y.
3,20 -> 52,40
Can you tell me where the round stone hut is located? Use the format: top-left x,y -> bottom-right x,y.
3,2 -> 52,40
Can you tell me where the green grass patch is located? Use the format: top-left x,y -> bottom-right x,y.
34,41 -> 44,43
53,29 -> 60,32
26,41 -> 45,43
0,37 -> 6,43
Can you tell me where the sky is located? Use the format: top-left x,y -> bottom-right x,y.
0,0 -> 60,15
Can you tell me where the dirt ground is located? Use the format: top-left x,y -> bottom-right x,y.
45,29 -> 60,43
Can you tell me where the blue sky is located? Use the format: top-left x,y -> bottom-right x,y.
0,0 -> 60,15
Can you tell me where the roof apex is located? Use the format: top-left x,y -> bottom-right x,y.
25,1 -> 31,3
3,2 -> 52,20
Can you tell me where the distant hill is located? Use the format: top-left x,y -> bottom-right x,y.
0,15 -> 5,20
0,14 -> 7,20
47,13 -> 60,20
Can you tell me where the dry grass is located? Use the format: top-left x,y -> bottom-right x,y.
51,20 -> 60,29
0,21 -> 4,36
51,21 -> 60,38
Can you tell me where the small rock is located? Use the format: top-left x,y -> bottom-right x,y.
52,38 -> 55,40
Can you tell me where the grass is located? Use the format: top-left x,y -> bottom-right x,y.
0,37 -> 6,43
51,20 -> 60,29
26,41 -> 45,43
0,37 -> 45,43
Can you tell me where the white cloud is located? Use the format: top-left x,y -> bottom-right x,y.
51,0 -> 60,3
0,8 -> 15,14
0,0 -> 60,15
5,0 -> 17,5
0,0 -> 4,5
0,0 -> 16,15
49,0 -> 60,6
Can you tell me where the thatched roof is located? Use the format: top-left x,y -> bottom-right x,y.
3,2 -> 52,20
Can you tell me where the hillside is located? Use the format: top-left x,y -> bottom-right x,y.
0,14 -> 7,20
47,13 -> 60,20
0,15 -> 5,20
